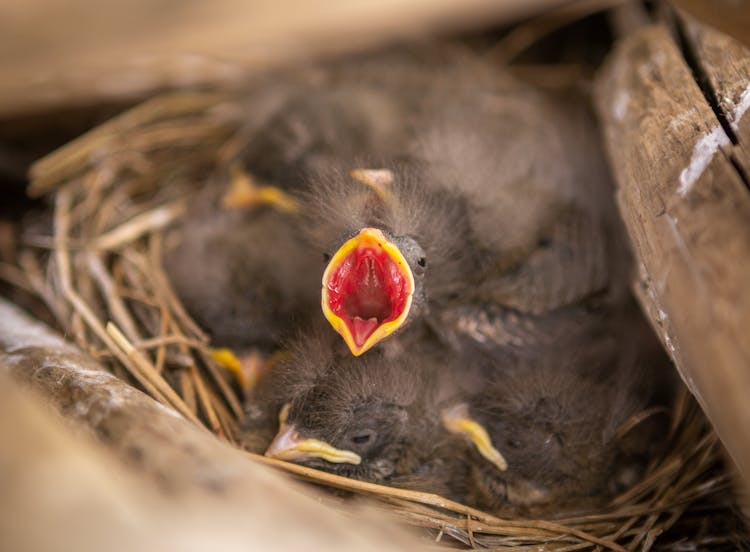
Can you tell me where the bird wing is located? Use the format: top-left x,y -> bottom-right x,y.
434,303 -> 607,360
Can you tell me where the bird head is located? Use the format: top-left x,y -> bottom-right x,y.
265,397 -> 412,482
446,394 -> 563,511
308,165 -> 471,356
446,349 -> 647,513
263,342 -> 443,485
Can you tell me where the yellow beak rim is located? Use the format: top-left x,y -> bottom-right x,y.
265,425 -> 362,465
265,403 -> 362,465
442,403 -> 508,472
321,227 -> 415,356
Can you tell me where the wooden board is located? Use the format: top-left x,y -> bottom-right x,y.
595,24 -> 750,486
0,298 -> 418,551
670,0 -> 750,51
681,12 -> 750,173
0,0 -> 570,118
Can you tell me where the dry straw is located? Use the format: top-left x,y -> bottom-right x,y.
2,89 -> 741,551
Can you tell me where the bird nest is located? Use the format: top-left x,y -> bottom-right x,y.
6,90 -> 742,551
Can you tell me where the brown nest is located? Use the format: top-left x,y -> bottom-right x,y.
2,89 -> 743,551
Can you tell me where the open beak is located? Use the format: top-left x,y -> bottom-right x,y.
264,405 -> 362,465
321,227 -> 415,356
442,403 -> 508,472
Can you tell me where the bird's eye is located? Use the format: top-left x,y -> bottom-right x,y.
417,257 -> 426,268
350,430 -> 376,445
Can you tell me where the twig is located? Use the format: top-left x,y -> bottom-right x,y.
189,363 -> 223,435
154,300 -> 170,374
197,349 -> 245,420
129,120 -> 230,151
93,202 -> 186,251
615,406 -> 671,440
146,234 -> 208,342
117,286 -> 160,307
107,321 -> 202,427
180,369 -> 198,415
86,252 -> 142,342
246,453 -> 627,552
29,92 -> 227,196
54,186 -> 172,407
205,382 -> 240,445
18,251 -> 70,328
134,334 -> 211,352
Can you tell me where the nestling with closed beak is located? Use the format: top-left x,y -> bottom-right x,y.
243,326 -> 474,499
164,184 -> 319,351
444,318 -> 673,515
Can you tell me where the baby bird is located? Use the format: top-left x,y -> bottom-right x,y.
303,64 -> 620,356
164,186 -> 319,351
444,319 -> 673,515
242,325 -> 473,499
308,162 -> 475,356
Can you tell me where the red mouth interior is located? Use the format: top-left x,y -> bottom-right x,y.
325,245 -> 410,347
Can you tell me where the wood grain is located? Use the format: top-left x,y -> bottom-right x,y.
669,0 -> 750,50
681,12 -> 750,176
595,24 -> 750,487
0,298 -> 418,551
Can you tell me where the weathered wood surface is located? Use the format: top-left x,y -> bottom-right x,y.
0,0 -> 572,118
595,24 -> 750,486
681,13 -> 750,170
0,298 -> 418,551
669,0 -> 750,51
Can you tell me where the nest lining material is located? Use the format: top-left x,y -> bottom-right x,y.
4,90 -> 738,551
